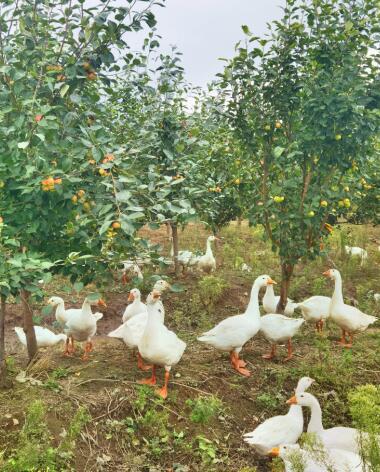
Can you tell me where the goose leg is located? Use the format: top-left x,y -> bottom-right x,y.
156,370 -> 170,399
337,329 -> 347,345
139,365 -> 157,386
64,336 -> 74,356
229,351 -> 250,376
342,332 -> 354,348
284,339 -> 293,362
81,341 -> 93,361
262,344 -> 276,360
137,352 -> 152,371
319,320 -> 324,332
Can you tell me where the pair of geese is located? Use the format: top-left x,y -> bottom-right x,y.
14,295 -> 107,360
244,376 -> 369,471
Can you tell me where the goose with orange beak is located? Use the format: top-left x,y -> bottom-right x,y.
108,280 -> 171,371
243,377 -> 314,455
63,296 -> 106,360
122,288 -> 147,323
323,268 -> 377,347
269,444 -> 363,472
286,391 -> 370,456
138,290 -> 186,399
198,275 -> 277,377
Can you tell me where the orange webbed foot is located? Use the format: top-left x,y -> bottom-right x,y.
138,377 -> 157,386
156,386 -> 168,399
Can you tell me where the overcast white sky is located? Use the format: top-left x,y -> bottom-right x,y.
128,0 -> 285,88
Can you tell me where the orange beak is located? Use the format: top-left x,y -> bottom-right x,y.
127,292 -> 134,302
152,289 -> 161,300
286,395 -> 297,405
97,299 -> 107,308
267,278 -> 277,285
269,447 -> 280,457
322,270 -> 331,277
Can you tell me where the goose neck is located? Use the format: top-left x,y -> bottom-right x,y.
246,283 -> 261,316
307,397 -> 324,433
331,273 -> 344,305
264,284 -> 275,301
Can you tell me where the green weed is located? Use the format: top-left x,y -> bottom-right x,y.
186,395 -> 223,424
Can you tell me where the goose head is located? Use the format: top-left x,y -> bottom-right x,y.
255,274 -> 277,289
47,296 -> 65,307
323,268 -> 340,279
286,391 -> 315,407
153,279 -> 171,293
269,444 -> 301,458
295,376 -> 315,394
128,288 -> 141,302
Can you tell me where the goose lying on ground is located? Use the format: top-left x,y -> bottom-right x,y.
14,326 -> 66,348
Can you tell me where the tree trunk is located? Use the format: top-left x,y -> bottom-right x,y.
20,289 -> 38,362
0,295 -> 7,388
171,222 -> 180,276
276,262 -> 294,314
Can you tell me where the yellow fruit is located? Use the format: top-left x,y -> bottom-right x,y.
343,198 -> 351,208
264,125 -> 271,131
112,221 -> 121,229
338,200 -> 344,207
0,217 -> 3,224
234,178 -> 241,185
307,210 -> 315,217
275,121 -> 282,129
99,168 -> 108,176
83,202 -> 91,211
320,200 -> 328,207
335,134 -> 342,141
77,189 -> 85,198
71,195 -> 78,204
344,186 -> 349,192
273,196 -> 285,203
235,159 -> 241,166
0,180 -> 4,188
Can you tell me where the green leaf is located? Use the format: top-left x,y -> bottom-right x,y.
170,283 -> 184,293
17,141 -> 29,149
273,147 -> 285,158
42,305 -> 53,316
73,281 -> 84,293
60,84 -> 70,98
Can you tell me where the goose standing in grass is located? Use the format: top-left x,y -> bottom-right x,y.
138,291 -> 186,399
63,296 -> 106,360
121,261 -> 143,284
196,235 -> 219,273
287,392 -> 367,455
294,296 -> 331,332
345,245 -> 368,266
122,288 -> 146,322
197,275 -> 275,377
108,280 -> 170,370
324,269 -> 377,347
170,237 -> 198,272
262,281 -> 297,315
243,377 -> 314,455
14,326 -> 67,348
270,444 -> 363,472
260,312 -> 305,362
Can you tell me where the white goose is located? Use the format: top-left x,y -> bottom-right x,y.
243,377 -> 314,455
324,269 -> 377,347
196,235 -> 218,273
260,309 -> 305,362
108,280 -> 170,370
263,282 -> 297,315
14,326 -> 66,348
170,238 -> 198,271
121,261 -> 143,284
48,296 -> 104,326
197,275 -> 274,376
270,444 -> 363,472
63,296 -> 106,360
345,245 -> 368,266
122,288 -> 146,322
295,296 -> 331,332
287,392 -> 368,456
138,291 -> 186,399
